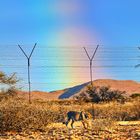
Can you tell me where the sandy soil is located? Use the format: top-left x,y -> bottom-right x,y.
0,121 -> 140,140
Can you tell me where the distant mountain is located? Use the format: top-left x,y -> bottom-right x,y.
18,79 -> 140,100
91,79 -> 140,96
58,82 -> 89,99
17,90 -> 63,101
58,79 -> 140,99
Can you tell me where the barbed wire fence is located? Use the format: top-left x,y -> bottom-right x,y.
0,44 -> 139,102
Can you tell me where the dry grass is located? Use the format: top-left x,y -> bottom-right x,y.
0,97 -> 139,132
93,101 -> 140,121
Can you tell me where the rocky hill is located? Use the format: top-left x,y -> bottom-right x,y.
18,79 -> 140,100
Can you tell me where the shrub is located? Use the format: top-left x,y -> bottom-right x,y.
73,92 -> 90,102
87,86 -> 126,103
130,93 -> 140,99
0,98 -> 64,132
93,101 -> 140,121
0,71 -> 19,100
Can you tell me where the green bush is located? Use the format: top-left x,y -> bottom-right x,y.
0,71 -> 19,101
87,86 -> 126,103
130,93 -> 140,99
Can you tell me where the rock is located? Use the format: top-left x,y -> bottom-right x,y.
135,132 -> 140,138
28,135 -> 35,139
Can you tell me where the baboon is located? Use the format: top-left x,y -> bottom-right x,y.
63,111 -> 91,129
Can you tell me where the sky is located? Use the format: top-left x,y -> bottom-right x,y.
0,0 -> 140,91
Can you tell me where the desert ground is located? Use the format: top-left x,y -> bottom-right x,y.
0,97 -> 139,140
0,121 -> 140,140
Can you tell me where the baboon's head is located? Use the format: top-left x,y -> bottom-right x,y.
81,111 -> 92,120
79,111 -> 89,120
62,117 -> 67,124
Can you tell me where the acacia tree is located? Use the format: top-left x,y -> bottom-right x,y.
0,71 -> 19,97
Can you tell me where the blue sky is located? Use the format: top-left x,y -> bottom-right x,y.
0,0 -> 140,91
